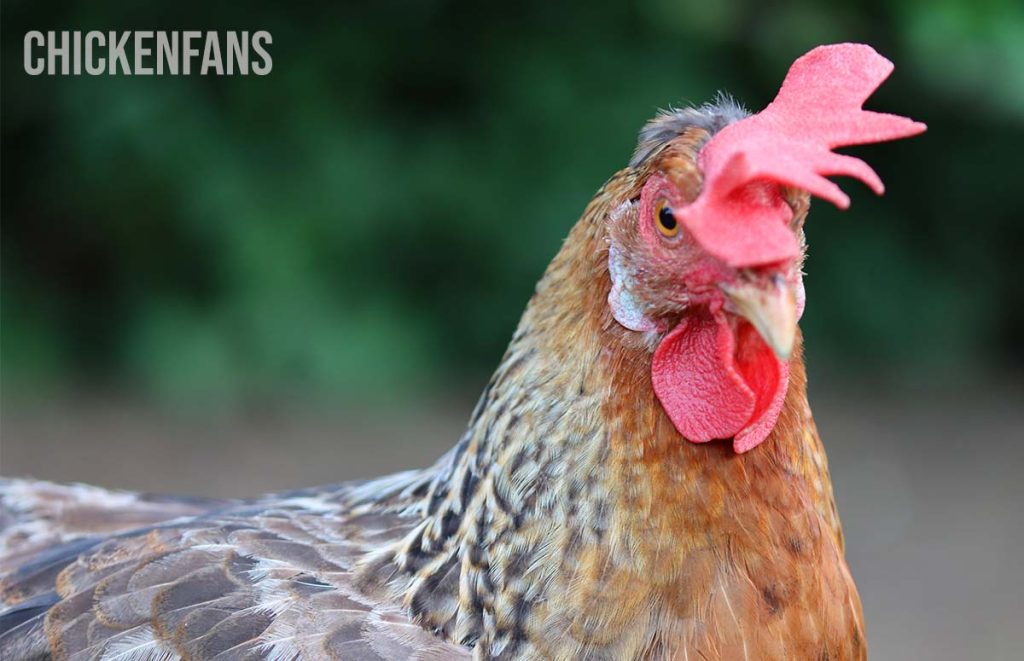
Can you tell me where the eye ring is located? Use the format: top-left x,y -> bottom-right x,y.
655,198 -> 680,238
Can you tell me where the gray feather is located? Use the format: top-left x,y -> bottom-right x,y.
630,92 -> 750,168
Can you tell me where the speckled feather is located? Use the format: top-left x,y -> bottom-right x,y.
0,104 -> 863,660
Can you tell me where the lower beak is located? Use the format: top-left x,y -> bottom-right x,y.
721,274 -> 798,361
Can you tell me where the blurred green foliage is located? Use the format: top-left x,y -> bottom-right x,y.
3,0 -> 1022,408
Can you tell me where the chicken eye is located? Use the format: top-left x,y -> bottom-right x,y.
655,199 -> 679,238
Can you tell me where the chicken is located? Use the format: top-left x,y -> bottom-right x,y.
0,43 -> 924,660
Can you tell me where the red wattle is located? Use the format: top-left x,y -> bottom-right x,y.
732,322 -> 790,452
651,310 -> 789,453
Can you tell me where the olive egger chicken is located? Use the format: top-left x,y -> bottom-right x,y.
0,43 -> 925,660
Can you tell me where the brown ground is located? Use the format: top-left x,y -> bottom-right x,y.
2,382 -> 1022,660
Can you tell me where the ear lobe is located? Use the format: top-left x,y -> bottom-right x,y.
795,275 -> 806,320
608,243 -> 658,332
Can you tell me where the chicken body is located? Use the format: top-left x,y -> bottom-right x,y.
0,63 -> 905,657
0,135 -> 862,660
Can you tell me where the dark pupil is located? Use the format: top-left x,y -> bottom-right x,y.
658,205 -> 677,230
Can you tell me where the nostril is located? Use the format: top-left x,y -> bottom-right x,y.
737,264 -> 788,283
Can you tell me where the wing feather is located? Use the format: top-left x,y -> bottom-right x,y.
0,477 -> 471,659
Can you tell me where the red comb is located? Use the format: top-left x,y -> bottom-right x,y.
679,43 -> 927,267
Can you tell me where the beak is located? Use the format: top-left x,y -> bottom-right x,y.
721,274 -> 798,361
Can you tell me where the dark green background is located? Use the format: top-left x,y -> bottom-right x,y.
3,0 -> 1022,408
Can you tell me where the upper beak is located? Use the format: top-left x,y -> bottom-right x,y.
721,274 -> 798,361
